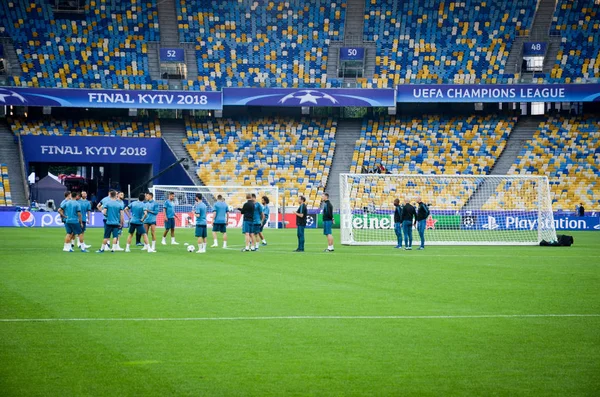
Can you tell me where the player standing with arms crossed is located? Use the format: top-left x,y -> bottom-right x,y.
161,191 -> 180,246
143,192 -> 159,252
211,194 -> 229,248
258,196 -> 270,246
322,192 -> 335,252
193,193 -> 208,253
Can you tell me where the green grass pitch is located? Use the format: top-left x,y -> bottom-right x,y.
0,227 -> 598,396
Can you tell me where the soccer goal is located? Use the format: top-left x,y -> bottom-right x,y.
151,185 -> 280,229
339,174 -> 557,246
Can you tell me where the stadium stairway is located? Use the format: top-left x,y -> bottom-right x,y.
0,37 -> 21,77
530,0 -> 558,37
327,0 -> 376,85
345,0 -> 366,41
0,120 -> 27,205
505,36 -> 530,75
157,0 -> 180,47
183,44 -> 199,81
326,119 -> 363,209
160,119 -> 203,186
147,43 -> 162,81
464,116 -> 540,210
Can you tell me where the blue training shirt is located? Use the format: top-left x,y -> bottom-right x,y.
194,202 -> 207,226
77,199 -> 91,222
262,205 -> 270,224
59,199 -> 68,220
213,201 -> 228,224
100,196 -> 111,219
145,200 -> 159,223
61,200 -> 81,224
128,201 -> 146,225
253,202 -> 263,225
164,199 -> 176,219
104,199 -> 123,226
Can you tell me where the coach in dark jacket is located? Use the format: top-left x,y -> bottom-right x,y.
415,197 -> 430,250
401,198 -> 416,250
393,198 -> 403,248
295,196 -> 308,252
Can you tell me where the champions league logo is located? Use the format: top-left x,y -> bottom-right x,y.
0,88 -> 26,104
279,90 -> 339,105
462,215 -> 476,228
15,211 -> 35,227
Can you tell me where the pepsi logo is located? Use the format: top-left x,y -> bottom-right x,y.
17,211 -> 36,227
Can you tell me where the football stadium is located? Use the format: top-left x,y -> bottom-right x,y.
0,0 -> 599,395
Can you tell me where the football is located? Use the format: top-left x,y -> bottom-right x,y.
187,245 -> 195,252
228,205 -> 234,212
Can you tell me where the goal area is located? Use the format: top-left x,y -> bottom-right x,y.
339,174 -> 557,246
151,185 -> 280,229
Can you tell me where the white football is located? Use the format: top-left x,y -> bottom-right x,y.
228,205 -> 234,212
187,245 -> 195,252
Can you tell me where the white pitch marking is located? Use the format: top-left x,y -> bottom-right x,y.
0,314 -> 598,323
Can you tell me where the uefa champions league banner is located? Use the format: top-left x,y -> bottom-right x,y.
21,136 -> 163,166
396,84 -> 600,103
0,86 -> 223,110
223,88 -> 396,107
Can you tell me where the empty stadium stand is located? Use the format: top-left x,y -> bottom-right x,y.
176,1 -> 346,89
184,116 -> 336,207
504,115 -> 600,211
0,0 -> 161,89
363,0 -> 538,87
549,0 -> 600,83
1,0 -> 596,88
11,118 -> 161,138
351,114 -> 515,175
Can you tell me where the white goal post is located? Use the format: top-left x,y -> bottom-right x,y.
339,174 -> 557,246
151,185 -> 280,228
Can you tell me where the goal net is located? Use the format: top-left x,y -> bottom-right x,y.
151,185 -> 280,229
339,174 -> 557,246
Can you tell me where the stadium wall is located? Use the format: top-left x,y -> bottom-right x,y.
1,210 -> 597,231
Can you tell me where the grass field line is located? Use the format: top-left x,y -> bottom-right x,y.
1,314 -> 599,323
221,246 -> 600,258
